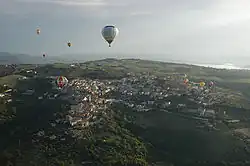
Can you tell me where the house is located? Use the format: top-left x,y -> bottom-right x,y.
147,101 -> 154,105
70,117 -> 82,126
7,99 -> 12,103
26,70 -> 33,73
82,121 -> 89,127
203,109 -> 215,118
224,119 -> 240,123
4,89 -> 12,93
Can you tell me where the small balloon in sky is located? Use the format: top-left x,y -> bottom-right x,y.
36,28 -> 40,35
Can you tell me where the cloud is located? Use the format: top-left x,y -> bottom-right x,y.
16,0 -> 126,7
129,11 -> 152,16
201,0 -> 250,27
0,0 -> 130,18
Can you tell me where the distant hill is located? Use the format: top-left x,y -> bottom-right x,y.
0,52 -> 22,64
0,52 -> 68,64
243,65 -> 250,69
0,52 -> 135,65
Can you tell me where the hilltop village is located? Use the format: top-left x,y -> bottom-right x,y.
0,69 -> 246,133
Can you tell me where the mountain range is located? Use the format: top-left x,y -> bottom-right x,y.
0,52 -> 122,64
1,52 -> 250,69
0,52 -> 72,64
0,52 -> 209,65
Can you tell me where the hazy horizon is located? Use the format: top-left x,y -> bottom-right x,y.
1,0 -> 250,65
2,51 -> 250,70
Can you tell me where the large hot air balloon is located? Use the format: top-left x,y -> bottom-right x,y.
101,25 -> 119,47
56,76 -> 68,88
36,28 -> 40,35
67,42 -> 72,47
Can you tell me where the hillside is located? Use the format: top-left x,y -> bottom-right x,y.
0,59 -> 250,166
0,52 -> 68,64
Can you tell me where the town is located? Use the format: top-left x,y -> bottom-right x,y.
0,69 -> 246,134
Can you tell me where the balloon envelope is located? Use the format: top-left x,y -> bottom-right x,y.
56,76 -> 68,88
101,25 -> 119,47
184,78 -> 189,84
209,81 -> 214,86
199,82 -> 205,87
36,28 -> 40,35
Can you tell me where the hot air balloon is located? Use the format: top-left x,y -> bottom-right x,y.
56,76 -> 68,88
36,28 -> 40,35
199,81 -> 205,87
209,81 -> 214,87
101,25 -> 119,47
67,42 -> 72,47
42,53 -> 46,58
183,78 -> 189,84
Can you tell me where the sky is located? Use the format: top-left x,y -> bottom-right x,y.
1,0 -> 250,64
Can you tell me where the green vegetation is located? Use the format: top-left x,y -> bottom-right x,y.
1,59 -> 250,166
0,77 -> 148,166
0,75 -> 23,87
83,111 -> 148,165
52,63 -> 70,69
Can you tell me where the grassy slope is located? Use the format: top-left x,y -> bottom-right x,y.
0,75 -> 24,88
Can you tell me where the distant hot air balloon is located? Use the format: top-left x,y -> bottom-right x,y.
42,53 -> 46,58
209,81 -> 214,87
56,76 -> 68,88
101,25 -> 119,47
36,28 -> 40,35
199,81 -> 205,87
67,42 -> 72,47
183,78 -> 189,84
